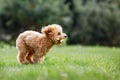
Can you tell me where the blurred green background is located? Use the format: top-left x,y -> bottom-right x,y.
0,0 -> 120,47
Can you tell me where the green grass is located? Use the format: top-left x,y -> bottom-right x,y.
0,45 -> 120,80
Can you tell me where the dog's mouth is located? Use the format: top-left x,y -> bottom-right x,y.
57,38 -> 65,45
55,35 -> 67,45
58,39 -> 64,43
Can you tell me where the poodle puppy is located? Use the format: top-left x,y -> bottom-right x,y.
16,24 -> 67,64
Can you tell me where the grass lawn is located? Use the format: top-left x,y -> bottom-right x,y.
0,45 -> 120,80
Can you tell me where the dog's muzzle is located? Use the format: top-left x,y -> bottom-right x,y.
57,34 -> 67,45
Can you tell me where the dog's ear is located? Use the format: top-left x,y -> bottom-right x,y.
41,26 -> 52,36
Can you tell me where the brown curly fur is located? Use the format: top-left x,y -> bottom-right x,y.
16,24 -> 67,64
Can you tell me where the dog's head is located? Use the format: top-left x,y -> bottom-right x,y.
41,24 -> 67,45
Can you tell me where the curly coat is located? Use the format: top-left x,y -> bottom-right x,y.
16,24 -> 67,64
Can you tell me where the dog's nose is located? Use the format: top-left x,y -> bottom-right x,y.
64,34 -> 67,38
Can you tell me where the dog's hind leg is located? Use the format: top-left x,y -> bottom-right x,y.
17,51 -> 28,64
26,52 -> 34,64
16,44 -> 29,64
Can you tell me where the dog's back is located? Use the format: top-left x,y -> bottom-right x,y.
16,31 -> 43,49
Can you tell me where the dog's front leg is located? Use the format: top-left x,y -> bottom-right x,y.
32,54 -> 41,64
39,56 -> 45,63
32,49 -> 45,64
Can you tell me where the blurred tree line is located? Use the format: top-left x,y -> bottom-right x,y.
0,0 -> 120,46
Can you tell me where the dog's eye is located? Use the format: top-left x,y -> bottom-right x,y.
58,32 -> 61,35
